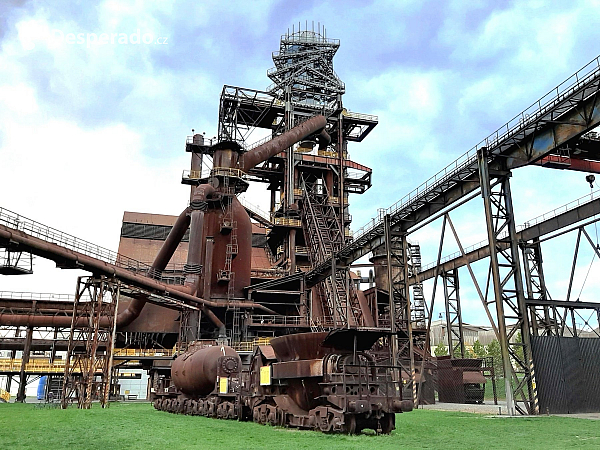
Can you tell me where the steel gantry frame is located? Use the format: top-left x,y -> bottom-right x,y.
61,276 -> 119,409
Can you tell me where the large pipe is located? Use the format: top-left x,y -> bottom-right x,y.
118,207 -> 191,328
184,184 -> 216,291
0,228 -> 278,329
317,128 -> 331,150
239,115 -> 327,172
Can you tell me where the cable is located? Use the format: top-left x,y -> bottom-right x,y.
576,251 -> 596,301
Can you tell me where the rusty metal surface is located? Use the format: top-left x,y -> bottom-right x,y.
270,332 -> 329,362
257,345 -> 276,360
171,344 -> 239,396
272,359 -> 323,379
239,115 -> 327,172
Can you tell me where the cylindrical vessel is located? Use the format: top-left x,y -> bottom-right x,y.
171,345 -> 240,396
198,196 -> 252,299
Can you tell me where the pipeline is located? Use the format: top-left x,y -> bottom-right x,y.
239,115 -> 327,172
317,128 -> 331,150
0,227 -> 278,329
117,207 -> 191,328
0,118 -> 328,330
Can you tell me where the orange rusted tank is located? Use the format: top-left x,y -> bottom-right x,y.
171,344 -> 240,396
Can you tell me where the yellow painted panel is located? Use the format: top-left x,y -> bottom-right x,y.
219,377 -> 228,394
260,366 -> 271,386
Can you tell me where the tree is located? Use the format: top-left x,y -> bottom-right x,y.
486,339 -> 503,376
434,341 -> 448,357
513,331 -> 525,363
473,340 -> 486,358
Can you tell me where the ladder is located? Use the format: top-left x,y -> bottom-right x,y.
220,177 -> 241,343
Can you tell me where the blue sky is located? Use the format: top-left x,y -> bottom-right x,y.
1,0 -> 599,328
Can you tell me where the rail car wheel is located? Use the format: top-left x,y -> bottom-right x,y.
342,414 -> 357,434
316,411 -> 333,433
379,413 -> 395,434
266,405 -> 278,426
252,406 -> 260,423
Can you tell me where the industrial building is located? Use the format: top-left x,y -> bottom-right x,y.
1,25 -> 600,419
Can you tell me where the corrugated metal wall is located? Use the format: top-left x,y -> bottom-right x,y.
531,336 -> 600,414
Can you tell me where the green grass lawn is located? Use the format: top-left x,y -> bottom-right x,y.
0,402 -> 598,449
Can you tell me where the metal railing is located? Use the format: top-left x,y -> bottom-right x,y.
343,110 -> 378,122
186,136 -> 217,146
238,198 -> 272,224
0,207 -> 182,285
0,358 -> 103,374
0,291 -> 76,302
113,348 -> 175,357
231,337 -> 272,352
248,315 -> 305,326
347,55 -> 600,256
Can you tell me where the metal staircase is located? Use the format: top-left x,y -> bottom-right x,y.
408,243 -> 426,331
301,179 -> 362,328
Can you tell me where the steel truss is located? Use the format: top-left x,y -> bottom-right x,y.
478,148 -> 537,415
61,276 -> 119,409
523,223 -> 600,337
383,215 -> 416,404
441,268 -> 465,358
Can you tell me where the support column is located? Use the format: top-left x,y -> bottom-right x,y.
522,239 -> 551,336
478,148 -> 538,415
16,325 -> 33,402
442,269 -> 465,358
384,215 -> 415,404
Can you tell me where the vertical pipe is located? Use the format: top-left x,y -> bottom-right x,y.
289,228 -> 296,273
203,237 -> 214,302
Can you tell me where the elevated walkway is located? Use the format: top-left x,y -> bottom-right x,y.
307,55 -> 600,286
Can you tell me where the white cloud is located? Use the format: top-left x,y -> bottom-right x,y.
1,1 -> 599,329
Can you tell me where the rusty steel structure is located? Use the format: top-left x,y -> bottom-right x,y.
1,24 -> 600,419
155,330 -> 412,433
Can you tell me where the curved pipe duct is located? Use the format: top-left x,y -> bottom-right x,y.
317,128 -> 331,150
116,207 -> 191,328
0,118 -> 331,330
239,115 -> 327,172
